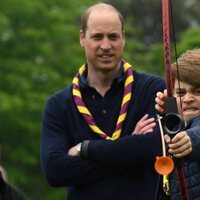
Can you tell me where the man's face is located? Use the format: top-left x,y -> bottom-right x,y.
80,9 -> 125,73
174,80 -> 200,122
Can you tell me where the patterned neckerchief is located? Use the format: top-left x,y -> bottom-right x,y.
72,61 -> 134,140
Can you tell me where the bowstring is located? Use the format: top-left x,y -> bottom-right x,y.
169,0 -> 183,111
169,4 -> 188,200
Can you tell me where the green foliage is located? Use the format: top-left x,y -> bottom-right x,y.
177,27 -> 200,55
106,0 -> 200,46
143,27 -> 200,77
0,0 -> 98,199
0,0 -> 199,199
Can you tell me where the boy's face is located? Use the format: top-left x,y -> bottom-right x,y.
174,80 -> 200,122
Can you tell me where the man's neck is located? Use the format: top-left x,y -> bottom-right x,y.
87,67 -> 120,96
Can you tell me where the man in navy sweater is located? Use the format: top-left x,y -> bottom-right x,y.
41,3 -> 166,200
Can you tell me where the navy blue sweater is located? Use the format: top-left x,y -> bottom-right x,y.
41,69 -> 166,200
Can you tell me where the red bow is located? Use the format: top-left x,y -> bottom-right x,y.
161,0 -> 188,199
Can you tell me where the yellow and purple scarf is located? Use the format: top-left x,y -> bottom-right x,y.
72,61 -> 134,140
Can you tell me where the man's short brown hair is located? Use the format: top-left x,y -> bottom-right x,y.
81,3 -> 124,35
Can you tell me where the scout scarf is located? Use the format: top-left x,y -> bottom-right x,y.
72,61 -> 134,140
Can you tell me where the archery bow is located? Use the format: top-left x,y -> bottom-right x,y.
158,0 -> 189,199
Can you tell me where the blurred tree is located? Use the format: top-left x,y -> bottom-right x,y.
177,27 -> 200,54
105,0 -> 200,45
0,0 -> 98,199
0,0 -> 199,199
142,26 -> 200,77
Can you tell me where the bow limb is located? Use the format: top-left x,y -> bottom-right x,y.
161,0 -> 189,199
162,0 -> 173,97
162,0 -> 178,114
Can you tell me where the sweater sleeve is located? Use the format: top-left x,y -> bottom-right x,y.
185,117 -> 200,161
87,130 -> 162,168
86,75 -> 165,168
41,97 -> 118,187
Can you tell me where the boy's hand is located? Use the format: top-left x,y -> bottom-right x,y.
164,131 -> 192,158
155,89 -> 167,114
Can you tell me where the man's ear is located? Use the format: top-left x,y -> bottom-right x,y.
80,30 -> 85,47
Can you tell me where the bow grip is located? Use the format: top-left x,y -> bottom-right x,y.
162,96 -> 185,167
164,96 -> 178,114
